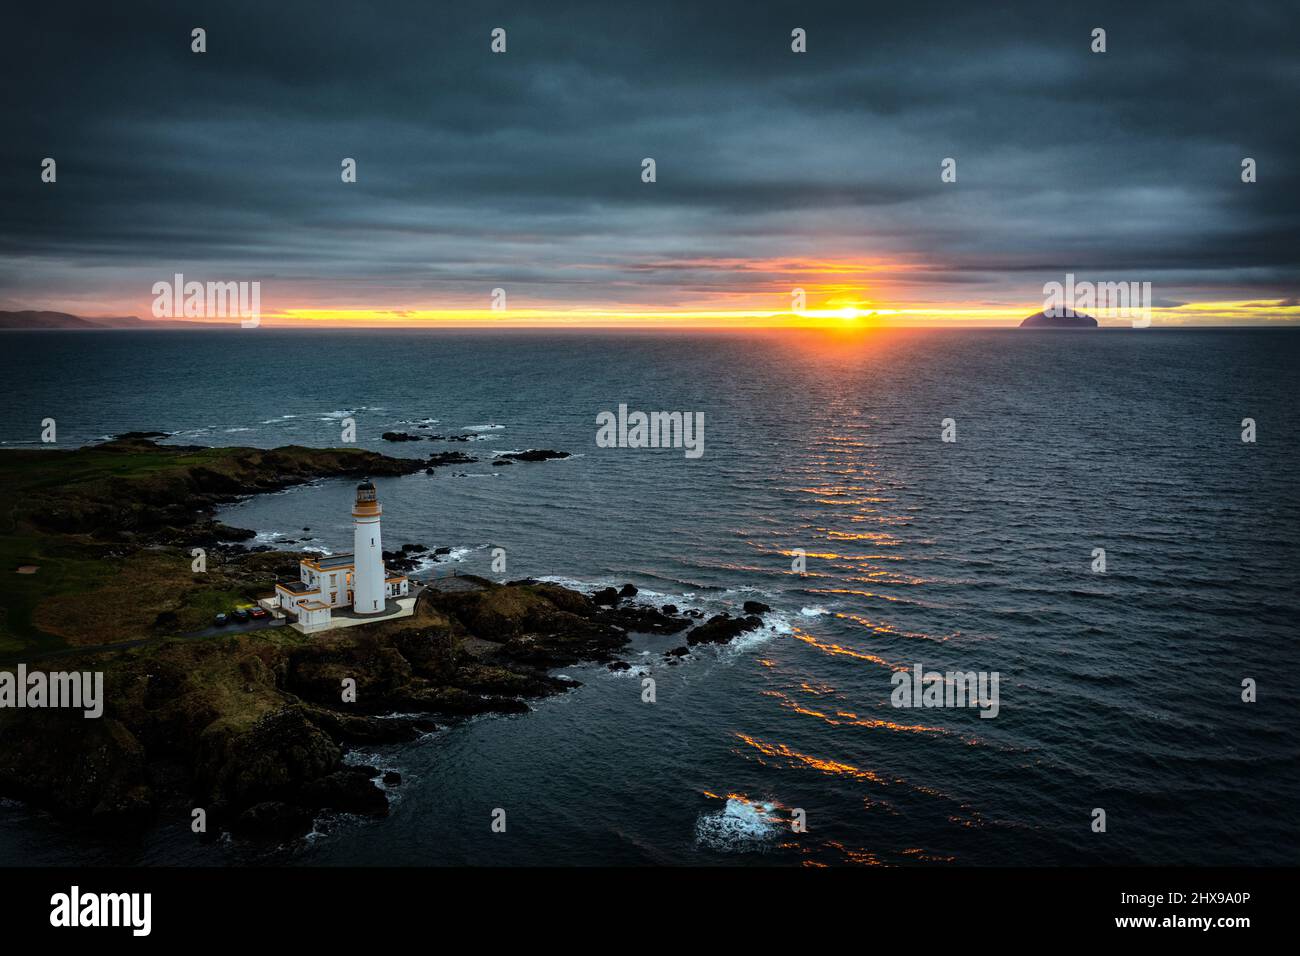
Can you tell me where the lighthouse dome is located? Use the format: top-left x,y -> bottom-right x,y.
355,478 -> 378,506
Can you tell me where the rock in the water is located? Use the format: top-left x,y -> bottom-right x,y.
233,801 -> 316,838
603,604 -> 689,634
591,587 -> 620,606
497,449 -> 571,462
426,451 -> 477,468
742,600 -> 771,615
618,583 -> 638,598
1018,309 -> 1098,329
686,613 -> 764,646
297,767 -> 389,815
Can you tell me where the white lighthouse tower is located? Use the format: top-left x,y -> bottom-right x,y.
351,478 -> 386,614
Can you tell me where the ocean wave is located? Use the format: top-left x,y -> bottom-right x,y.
694,797 -> 781,853
463,423 -> 505,432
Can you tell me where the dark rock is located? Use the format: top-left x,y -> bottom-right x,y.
382,770 -> 402,786
607,660 -> 632,672
602,604 -> 689,634
662,604 -> 678,615
618,583 -> 638,598
742,600 -> 771,615
665,646 -> 690,657
426,451 -> 477,468
381,432 -> 425,442
497,449 -> 571,463
233,801 -> 316,839
297,766 -> 388,815
112,431 -> 170,440
686,613 -> 764,646
591,587 -> 619,606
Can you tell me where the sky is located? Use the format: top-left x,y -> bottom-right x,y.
2,0 -> 1298,327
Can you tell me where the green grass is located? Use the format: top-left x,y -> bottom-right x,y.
0,439 -> 390,656
173,585 -> 259,630
0,533 -> 105,652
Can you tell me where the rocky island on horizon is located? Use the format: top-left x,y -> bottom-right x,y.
1018,308 -> 1100,328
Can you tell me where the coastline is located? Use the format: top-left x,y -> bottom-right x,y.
0,438 -> 763,840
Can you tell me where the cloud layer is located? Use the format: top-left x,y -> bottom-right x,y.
2,0 -> 1297,322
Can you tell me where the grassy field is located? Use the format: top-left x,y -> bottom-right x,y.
0,439 -> 398,658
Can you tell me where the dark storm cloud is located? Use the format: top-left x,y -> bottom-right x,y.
1,0 -> 1297,312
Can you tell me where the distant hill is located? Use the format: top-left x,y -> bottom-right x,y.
0,310 -> 157,329
1019,309 -> 1098,329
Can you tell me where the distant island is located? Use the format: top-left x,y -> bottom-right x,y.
0,310 -> 161,330
1019,309 -> 1098,328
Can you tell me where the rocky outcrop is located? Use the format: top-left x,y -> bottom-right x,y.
496,449 -> 571,462
686,613 -> 764,646
1019,309 -> 1098,328
14,438 -> 431,543
0,576 -> 644,839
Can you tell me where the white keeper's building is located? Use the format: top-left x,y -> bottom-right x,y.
262,479 -> 410,632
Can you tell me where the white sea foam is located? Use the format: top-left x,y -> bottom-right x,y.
694,798 -> 780,853
463,423 -> 505,431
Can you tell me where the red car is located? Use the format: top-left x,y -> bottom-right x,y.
248,607 -> 269,620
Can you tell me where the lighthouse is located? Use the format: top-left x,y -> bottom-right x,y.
351,478 -> 386,614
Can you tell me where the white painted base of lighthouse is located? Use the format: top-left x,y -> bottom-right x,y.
352,512 -> 386,614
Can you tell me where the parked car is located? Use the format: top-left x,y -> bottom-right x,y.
232,608 -> 250,623
213,613 -> 229,626
249,607 -> 269,620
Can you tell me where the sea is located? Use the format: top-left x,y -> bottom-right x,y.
0,328 -> 1297,866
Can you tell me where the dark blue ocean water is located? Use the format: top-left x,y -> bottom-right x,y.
1,328 -> 1297,866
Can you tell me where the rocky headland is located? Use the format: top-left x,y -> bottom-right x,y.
0,437 -> 768,840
